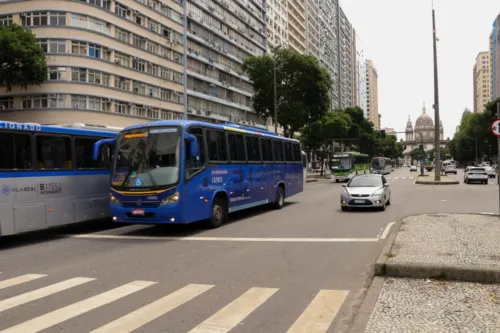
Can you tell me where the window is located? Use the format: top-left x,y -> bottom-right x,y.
38,39 -> 66,53
75,138 -> 101,169
185,127 -> 206,179
36,136 -> 72,169
22,11 -> 66,27
22,94 -> 66,109
245,136 -> 261,162
0,133 -> 32,170
292,143 -> 301,163
0,97 -> 14,110
0,15 -> 12,26
48,67 -> 66,80
273,140 -> 284,162
206,129 -> 227,161
260,138 -> 273,162
228,133 -> 246,162
284,142 -> 293,162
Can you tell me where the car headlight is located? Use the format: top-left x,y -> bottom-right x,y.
341,190 -> 350,197
372,189 -> 384,196
160,192 -> 180,206
110,195 -> 121,206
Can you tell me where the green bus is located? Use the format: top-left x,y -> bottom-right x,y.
331,152 -> 370,182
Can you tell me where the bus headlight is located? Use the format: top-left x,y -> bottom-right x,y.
160,192 -> 180,206
110,195 -> 121,206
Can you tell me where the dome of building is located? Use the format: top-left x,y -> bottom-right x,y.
415,103 -> 434,129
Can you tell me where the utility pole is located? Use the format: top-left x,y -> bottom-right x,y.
432,6 -> 441,180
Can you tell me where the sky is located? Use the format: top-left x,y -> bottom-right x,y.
341,0 -> 499,141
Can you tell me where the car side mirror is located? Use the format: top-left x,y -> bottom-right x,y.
341,184 -> 347,187
384,183 -> 389,187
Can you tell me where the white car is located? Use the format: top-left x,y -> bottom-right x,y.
483,166 -> 496,179
409,165 -> 417,172
464,167 -> 488,184
340,174 -> 391,211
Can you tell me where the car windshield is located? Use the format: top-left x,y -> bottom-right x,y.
348,176 -> 383,187
112,127 -> 181,189
332,157 -> 352,170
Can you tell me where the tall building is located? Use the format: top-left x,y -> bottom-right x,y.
266,0 -> 289,49
366,59 -> 379,128
287,0 -> 307,54
351,29 -> 367,115
0,0 -> 267,128
337,7 -> 352,109
305,0 -> 320,58
473,51 -> 492,113
491,14 -> 500,99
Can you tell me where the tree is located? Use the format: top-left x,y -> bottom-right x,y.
242,47 -> 331,137
301,109 -> 352,175
0,24 -> 47,92
343,106 -> 375,154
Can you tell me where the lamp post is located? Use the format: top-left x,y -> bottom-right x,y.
432,6 -> 442,180
273,54 -> 278,134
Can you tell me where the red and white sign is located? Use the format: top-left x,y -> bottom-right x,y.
490,119 -> 500,137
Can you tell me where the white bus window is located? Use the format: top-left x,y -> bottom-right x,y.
0,133 -> 32,170
36,136 -> 72,169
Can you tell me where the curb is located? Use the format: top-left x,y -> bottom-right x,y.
375,213 -> 500,283
415,180 -> 460,185
374,216 -> 404,276
347,277 -> 385,333
305,179 -> 318,183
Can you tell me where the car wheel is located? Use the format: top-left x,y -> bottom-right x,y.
341,206 -> 348,212
207,197 -> 228,229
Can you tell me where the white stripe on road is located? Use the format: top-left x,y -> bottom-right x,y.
401,177 -> 406,179
91,225 -> 154,235
91,284 -> 214,333
0,280 -> 156,333
0,277 -> 95,313
379,222 -> 396,240
480,212 -> 496,215
0,274 -> 46,290
286,290 -> 349,333
72,234 -> 380,243
188,287 -> 278,333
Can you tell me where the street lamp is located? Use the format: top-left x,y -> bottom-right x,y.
273,53 -> 278,134
432,6 -> 442,180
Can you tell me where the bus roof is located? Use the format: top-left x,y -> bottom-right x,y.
0,121 -> 119,137
122,120 -> 300,142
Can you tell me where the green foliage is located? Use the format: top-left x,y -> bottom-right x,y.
0,24 -> 47,92
450,101 -> 499,163
242,47 -> 331,137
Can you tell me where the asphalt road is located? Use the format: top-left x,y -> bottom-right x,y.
0,167 -> 498,333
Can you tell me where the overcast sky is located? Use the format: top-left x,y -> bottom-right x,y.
341,0 -> 499,140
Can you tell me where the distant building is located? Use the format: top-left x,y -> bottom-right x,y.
491,13 -> 500,99
403,103 -> 446,165
366,60 -> 379,128
384,128 -> 396,136
351,29 -> 367,116
473,51 -> 492,113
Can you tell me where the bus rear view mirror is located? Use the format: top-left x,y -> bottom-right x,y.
93,138 -> 116,160
184,133 -> 200,157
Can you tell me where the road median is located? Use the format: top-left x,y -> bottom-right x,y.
414,175 -> 459,185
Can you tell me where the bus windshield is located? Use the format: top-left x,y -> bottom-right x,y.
112,127 -> 181,189
332,157 -> 352,170
372,158 -> 386,168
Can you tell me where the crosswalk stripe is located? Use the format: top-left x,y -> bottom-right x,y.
286,290 -> 349,333
0,274 -> 46,290
0,280 -> 156,333
90,284 -> 214,333
188,287 -> 278,333
0,277 -> 95,313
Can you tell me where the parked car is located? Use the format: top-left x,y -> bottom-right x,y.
340,174 -> 391,211
410,165 -> 417,172
483,166 -> 496,178
444,165 -> 457,175
464,167 -> 488,184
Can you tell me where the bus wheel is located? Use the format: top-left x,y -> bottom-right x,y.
274,186 -> 285,209
208,197 -> 228,228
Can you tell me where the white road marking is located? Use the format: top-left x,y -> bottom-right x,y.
379,222 -> 396,240
394,177 -> 399,180
441,200 -> 447,202
0,277 -> 95,313
72,234 -> 380,243
409,177 -> 414,179
91,225 -> 154,235
401,177 -> 406,179
0,280 -> 156,333
91,284 -> 214,333
480,212 -> 496,215
286,290 -> 349,333
0,274 -> 46,290
188,287 -> 278,333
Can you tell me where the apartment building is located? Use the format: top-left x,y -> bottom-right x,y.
366,59 -> 379,128
473,51 -> 492,113
305,0 -> 320,58
338,7 -> 352,109
266,0 -> 288,49
351,28 -> 367,115
0,0 -> 267,128
491,14 -> 500,99
287,0 -> 307,54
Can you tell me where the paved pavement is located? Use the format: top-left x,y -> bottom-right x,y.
0,167 -> 498,332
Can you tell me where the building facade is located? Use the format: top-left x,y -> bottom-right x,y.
287,0 -> 307,54
366,59 -> 379,128
473,51 -> 492,113
403,103 -> 445,166
491,14 -> 500,99
337,8 -> 352,110
305,0 -> 320,58
266,0 -> 288,49
351,28 -> 367,115
0,0 -> 267,129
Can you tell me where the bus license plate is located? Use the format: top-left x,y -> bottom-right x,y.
132,209 -> 145,216
354,200 -> 365,204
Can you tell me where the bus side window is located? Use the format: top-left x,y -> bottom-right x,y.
75,138 -> 99,169
0,132 -> 32,170
36,136 -> 72,170
292,143 -> 301,163
185,127 -> 206,179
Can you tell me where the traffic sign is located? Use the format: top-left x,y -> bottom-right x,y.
490,119 -> 500,137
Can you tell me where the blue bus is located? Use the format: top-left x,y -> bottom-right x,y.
0,121 -> 120,236
94,120 -> 304,228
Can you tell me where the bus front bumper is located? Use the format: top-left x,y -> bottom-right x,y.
111,203 -> 184,224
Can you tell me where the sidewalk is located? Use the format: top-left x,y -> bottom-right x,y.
350,213 -> 500,333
